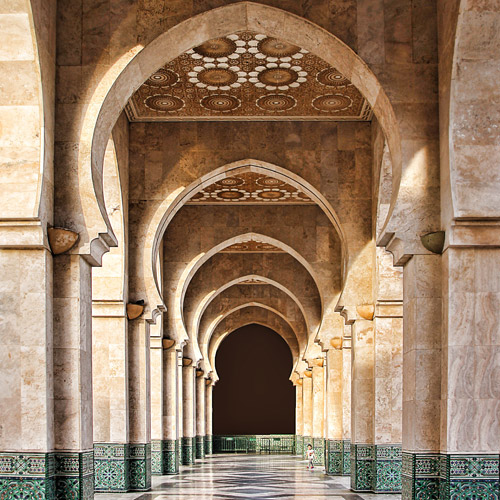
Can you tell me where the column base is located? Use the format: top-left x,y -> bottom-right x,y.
296,435 -> 303,456
94,444 -> 130,492
204,435 -> 213,455
151,440 -> 179,475
342,440 -> 351,475
302,436 -> 312,459
196,436 -> 205,459
326,440 -> 343,475
351,444 -> 374,492
312,438 -> 325,466
0,452 -> 56,499
55,451 -> 94,499
373,445 -> 402,493
351,444 -> 402,493
129,444 -> 151,491
402,452 -> 499,500
181,437 -> 194,465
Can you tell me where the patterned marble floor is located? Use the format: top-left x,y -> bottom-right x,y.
96,454 -> 401,500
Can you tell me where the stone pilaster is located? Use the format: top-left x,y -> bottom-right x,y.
205,382 -> 213,455
311,361 -> 325,466
162,345 -> 179,474
195,373 -> 206,459
182,363 -> 195,465
296,435 -> 304,457
350,318 -> 375,491
302,373 -> 313,459
204,435 -> 213,456
295,380 -> 303,456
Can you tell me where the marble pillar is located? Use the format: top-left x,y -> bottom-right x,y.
295,381 -> 304,456
162,345 -> 179,474
326,348 -> 343,475
128,320 -> 151,491
0,248 -> 57,497
350,318 -> 375,492
302,373 -> 313,458
205,382 -> 213,455
401,254 -> 442,499
342,336 -> 352,475
439,248 -> 500,499
182,363 -> 195,465
53,255 -> 94,498
312,362 -> 325,466
195,373 -> 206,459
176,352 -> 184,464
150,338 -> 163,476
92,302 -> 130,492
373,302 -> 403,493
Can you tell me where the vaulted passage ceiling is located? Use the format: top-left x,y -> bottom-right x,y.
125,32 -> 372,121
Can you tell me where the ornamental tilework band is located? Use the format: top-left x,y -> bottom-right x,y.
351,444 -> 375,492
312,438 -> 325,466
151,440 -> 162,475
400,453 -> 499,500
440,454 -> 499,500
0,452 -> 55,499
295,435 -> 304,457
325,440 -> 343,475
181,438 -> 194,465
196,436 -> 205,459
302,436 -> 312,459
55,451 -> 94,500
129,444 -> 151,491
94,443 -> 130,492
373,445 -> 402,493
164,440 -> 179,475
342,440 -> 351,475
205,436 -> 213,456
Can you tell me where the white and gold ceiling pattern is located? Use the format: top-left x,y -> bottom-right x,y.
125,31 -> 372,121
187,172 -> 315,204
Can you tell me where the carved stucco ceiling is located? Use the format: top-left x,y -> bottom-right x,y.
125,31 -> 372,121
221,240 -> 284,253
187,172 -> 314,204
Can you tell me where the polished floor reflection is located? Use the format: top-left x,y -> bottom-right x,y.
96,454 -> 401,499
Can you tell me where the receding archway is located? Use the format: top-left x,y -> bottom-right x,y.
213,324 -> 295,435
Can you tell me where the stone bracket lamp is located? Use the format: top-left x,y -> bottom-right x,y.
162,339 -> 175,349
420,231 -> 445,254
47,227 -> 79,255
196,369 -> 204,378
127,299 -> 145,320
182,357 -> 193,366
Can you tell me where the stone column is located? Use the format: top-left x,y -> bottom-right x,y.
92,301 -> 130,492
53,255 -> 94,498
325,346 -> 343,475
350,317 -> 375,492
401,254 -> 442,499
150,337 -> 163,476
295,380 -> 304,456
162,343 -> 179,474
373,301 -> 403,493
181,360 -> 195,465
439,247 -> 500,498
302,372 -> 313,458
176,352 -> 184,464
128,319 -> 151,491
205,382 -> 213,455
195,371 -> 206,459
0,247 -> 57,498
311,360 -> 325,466
342,334 -> 352,476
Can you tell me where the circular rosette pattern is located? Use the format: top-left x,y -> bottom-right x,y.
200,94 -> 241,112
144,95 -> 184,112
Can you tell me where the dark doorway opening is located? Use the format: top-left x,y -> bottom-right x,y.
213,323 -> 295,435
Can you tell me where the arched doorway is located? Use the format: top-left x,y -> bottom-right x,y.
213,324 -> 295,435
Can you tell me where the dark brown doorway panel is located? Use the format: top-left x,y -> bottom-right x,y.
213,323 -> 295,435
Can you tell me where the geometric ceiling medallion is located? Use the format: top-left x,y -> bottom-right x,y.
316,68 -> 350,87
144,95 -> 184,112
145,68 -> 179,87
194,38 -> 238,57
125,31 -> 373,121
200,94 -> 241,112
312,94 -> 352,112
187,172 -> 315,205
